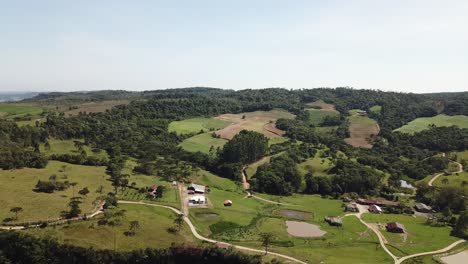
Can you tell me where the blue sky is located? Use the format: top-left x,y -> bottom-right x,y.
1,0 -> 467,93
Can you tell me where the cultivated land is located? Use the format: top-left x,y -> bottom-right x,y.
23,203 -> 196,251
0,104 -> 44,119
305,100 -> 339,113
61,100 -> 129,116
306,109 -> 339,125
179,132 -> 228,154
214,109 -> 295,140
169,117 -> 232,135
345,110 -> 380,149
40,138 -> 109,160
0,161 -> 112,223
394,114 -> 468,134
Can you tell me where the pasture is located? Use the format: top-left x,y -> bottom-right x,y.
179,132 -> 228,154
370,105 -> 382,114
0,161 -> 112,223
214,109 -> 295,140
394,114 -> 468,134
361,214 -> 459,257
433,172 -> 468,193
306,100 -> 339,113
24,203 -> 196,251
168,117 -> 232,135
62,100 -> 129,116
297,149 -> 334,177
306,109 -> 339,125
0,104 -> 44,119
344,110 -> 380,149
40,139 -> 109,160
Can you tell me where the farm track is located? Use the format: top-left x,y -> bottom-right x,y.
428,160 -> 463,187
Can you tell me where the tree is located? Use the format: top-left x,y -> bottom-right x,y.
129,220 -> 140,236
10,207 -> 23,220
259,232 -> 275,254
442,178 -> 449,185
155,185 -> 165,199
44,141 -> 51,151
220,130 -> 268,164
66,197 -> 82,218
453,211 -> 468,238
174,214 -> 184,231
78,187 -> 90,196
70,182 -> 78,196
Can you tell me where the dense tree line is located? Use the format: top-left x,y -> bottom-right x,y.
221,131 -> 268,164
0,231 -> 263,264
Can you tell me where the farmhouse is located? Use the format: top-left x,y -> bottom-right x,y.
342,197 -> 353,202
345,203 -> 359,212
414,202 -> 432,213
188,183 -> 206,194
147,185 -> 158,198
386,222 -> 405,233
368,205 -> 383,214
188,195 -> 206,205
325,217 -> 343,227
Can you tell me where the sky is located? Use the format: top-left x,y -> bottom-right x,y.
0,0 -> 467,93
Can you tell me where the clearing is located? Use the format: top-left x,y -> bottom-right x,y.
179,132 -> 228,154
0,161 -> 112,223
306,109 -> 339,125
344,110 -> 380,149
40,139 -> 109,160
214,109 -> 295,140
169,117 -> 232,135
297,149 -> 335,177
0,104 -> 44,119
305,100 -> 339,113
394,114 -> 468,134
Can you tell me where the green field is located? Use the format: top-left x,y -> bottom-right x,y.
362,214 -> 459,257
297,149 -> 334,177
306,109 -> 339,125
268,136 -> 288,146
370,105 -> 382,114
168,117 -> 231,135
24,203 -> 196,250
0,161 -> 112,223
40,139 -> 109,160
394,114 -> 468,134
0,104 -> 44,119
433,172 -> 468,192
179,132 -> 228,154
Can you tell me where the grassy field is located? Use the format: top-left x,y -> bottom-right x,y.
394,114 -> 468,134
23,203 -> 196,250
370,105 -> 382,114
345,110 -> 380,149
297,149 -> 334,177
306,109 -> 339,125
179,132 -> 228,154
306,100 -> 339,113
214,109 -> 295,140
168,117 -> 232,135
40,139 -> 109,160
0,161 -> 112,223
361,214 -> 459,257
433,172 -> 468,192
451,150 -> 468,163
0,104 -> 44,119
268,136 -> 288,146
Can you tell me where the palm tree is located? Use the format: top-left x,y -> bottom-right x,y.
174,214 -> 184,231
259,232 -> 275,254
10,207 -> 23,220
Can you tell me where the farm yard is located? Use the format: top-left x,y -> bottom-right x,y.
394,114 -> 468,134
214,109 -> 295,140
344,109 -> 380,148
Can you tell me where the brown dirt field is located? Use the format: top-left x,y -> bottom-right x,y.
344,123 -> 380,149
306,100 -> 339,113
214,110 -> 294,140
64,100 -> 129,116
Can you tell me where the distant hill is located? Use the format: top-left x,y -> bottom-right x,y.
0,92 -> 39,102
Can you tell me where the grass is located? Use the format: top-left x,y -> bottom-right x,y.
345,110 -> 379,148
15,117 -> 45,127
370,105 -> 382,114
451,150 -> 468,163
168,117 -> 232,135
306,109 -> 339,125
0,104 -> 44,119
361,214 -> 459,257
315,126 -> 338,135
394,114 -> 468,134
268,137 -> 288,146
23,203 -> 196,251
433,172 -> 468,193
40,139 -> 109,160
179,132 -> 228,154
297,149 -> 334,177
0,161 -> 112,223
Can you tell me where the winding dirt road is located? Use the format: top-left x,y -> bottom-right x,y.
428,160 -> 463,187
118,200 -> 307,264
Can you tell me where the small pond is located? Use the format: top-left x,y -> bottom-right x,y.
285,221 -> 326,237
278,209 -> 312,220
195,212 -> 219,219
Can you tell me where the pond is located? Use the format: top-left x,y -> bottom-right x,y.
278,209 -> 312,220
195,212 -> 219,219
285,220 -> 326,237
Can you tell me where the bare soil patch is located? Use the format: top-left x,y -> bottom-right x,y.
344,123 -> 380,149
306,100 -> 339,113
214,110 -> 294,140
285,221 -> 326,237
64,100 -> 129,116
441,250 -> 468,264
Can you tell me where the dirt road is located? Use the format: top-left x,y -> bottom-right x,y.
428,160 -> 463,187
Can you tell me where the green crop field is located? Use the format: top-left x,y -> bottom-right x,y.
362,214 -> 459,257
179,132 -> 228,154
168,117 -> 231,135
0,161 -> 112,223
40,139 -> 109,160
24,203 -> 196,251
394,114 -> 468,134
0,104 -> 44,119
306,109 -> 339,125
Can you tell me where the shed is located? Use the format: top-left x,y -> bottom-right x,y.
386,222 -> 405,233
188,183 -> 206,194
346,203 -> 359,212
414,203 -> 432,213
325,217 -> 343,226
188,195 -> 206,205
368,205 -> 383,214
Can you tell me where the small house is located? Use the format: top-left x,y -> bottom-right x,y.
188,195 -> 206,205
188,183 -> 206,194
342,197 -> 353,202
223,200 -> 233,207
345,203 -> 359,212
386,222 -> 405,233
414,202 -> 432,213
325,217 -> 343,227
368,205 -> 383,214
